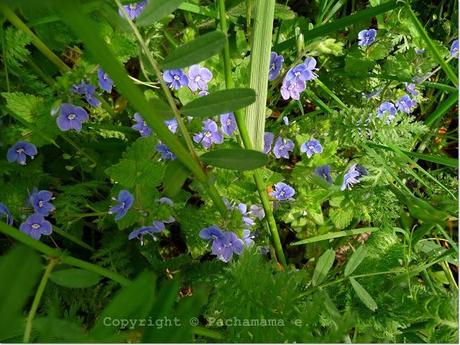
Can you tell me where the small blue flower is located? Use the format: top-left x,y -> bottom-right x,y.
283,116 -> 289,126
118,0 -> 147,20
450,39 -> 458,58
405,83 -> 419,96
163,69 -> 189,90
268,52 -> 284,81
285,58 -> 318,82
0,203 -> 13,225
220,112 -> 237,136
280,78 -> 306,100
300,139 -> 323,158
396,94 -> 417,114
57,103 -> 89,132
187,64 -> 213,91
98,68 -> 113,93
249,204 -> 265,220
237,203 -> 255,227
72,81 -> 100,107
164,118 -> 178,133
19,214 -> 52,240
29,189 -> 55,217
264,132 -> 274,154
156,143 -> 176,160
358,29 -> 377,46
242,229 -> 255,247
193,119 -> 223,149
128,221 -> 165,243
415,48 -> 425,55
341,164 -> 368,191
109,190 -> 134,221
211,231 -> 244,263
132,113 -> 152,137
273,137 -> 294,159
271,182 -> 295,201
199,226 -> 225,240
7,141 -> 37,165
314,165 -> 333,183
377,101 -> 397,122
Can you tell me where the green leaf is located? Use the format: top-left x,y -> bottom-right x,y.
312,249 -> 335,286
291,227 -> 379,246
273,3 -> 296,20
349,277 -> 378,311
344,246 -> 368,277
161,31 -> 226,69
329,207 -> 354,230
163,160 -> 190,197
136,0 -> 186,26
201,149 -> 268,171
50,268 -> 102,288
181,88 -> 256,118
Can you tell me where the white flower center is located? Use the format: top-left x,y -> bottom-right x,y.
173,75 -> 180,81
16,148 -> 24,154
68,113 -> 76,120
204,131 -> 212,138
31,223 -> 40,230
38,200 -> 44,208
129,4 -> 138,10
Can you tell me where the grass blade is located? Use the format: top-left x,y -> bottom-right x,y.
291,227 -> 379,246
201,149 -> 268,171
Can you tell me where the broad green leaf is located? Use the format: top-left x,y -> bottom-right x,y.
161,31 -> 226,69
136,0 -> 186,26
312,249 -> 335,286
349,277 -> 378,311
50,268 -> 102,288
344,246 -> 368,277
163,160 -> 190,197
201,149 -> 268,171
182,88 -> 256,118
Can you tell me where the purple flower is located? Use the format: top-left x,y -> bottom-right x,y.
341,164 -> 368,191
109,190 -> 134,221
273,137 -> 294,159
198,90 -> 209,97
271,182 -> 295,201
242,229 -> 255,247
98,68 -> 113,93
132,113 -> 152,137
269,52 -> 284,81
249,204 -> 265,220
163,69 -> 188,90
199,226 -> 225,240
377,101 -> 397,122
300,139 -> 323,158
237,203 -> 255,227
7,141 -> 37,165
220,112 -> 237,136
193,119 -> 223,149
187,65 -> 213,91
405,83 -> 419,96
315,165 -> 333,183
280,78 -> 306,100
396,94 -> 417,114
164,118 -> 178,133
128,221 -> 165,243
57,103 -> 89,132
211,231 -> 244,263
264,132 -> 274,154
118,0 -> 147,20
19,214 -> 52,240
285,59 -> 317,82
450,39 -> 458,58
283,116 -> 289,126
358,29 -> 377,46
0,203 -> 13,225
72,81 -> 100,107
156,143 -> 176,160
29,190 -> 55,217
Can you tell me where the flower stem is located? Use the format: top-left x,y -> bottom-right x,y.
23,257 -> 59,343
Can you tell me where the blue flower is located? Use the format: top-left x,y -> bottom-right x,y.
341,164 -> 368,191
415,48 -> 425,54
273,136 -> 294,159
450,39 -> 458,58
109,190 -> 134,221
19,214 -> 52,240
405,83 -> 418,96
249,204 -> 265,220
118,0 -> 147,20
193,119 -> 223,149
156,143 -> 176,160
132,113 -> 152,137
396,94 -> 417,114
199,226 -> 225,240
29,189 -> 55,217
128,221 -> 165,243
377,101 -> 397,122
237,203 -> 255,227
300,139 -> 323,158
271,182 -> 295,201
164,118 -> 178,133
283,116 -> 290,126
0,203 -> 13,225
211,231 -> 244,263
220,112 -> 237,136
163,69 -> 189,90
7,141 -> 37,165
187,64 -> 213,91
280,78 -> 306,100
98,68 -> 113,93
269,52 -> 284,81
242,229 -> 255,247
314,165 -> 333,183
264,132 -> 274,154
57,103 -> 89,132
72,81 -> 100,107
358,29 -> 377,46
285,58 -> 318,82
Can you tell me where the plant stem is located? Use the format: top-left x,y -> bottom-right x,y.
23,257 -> 59,343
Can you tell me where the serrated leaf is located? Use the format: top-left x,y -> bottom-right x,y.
201,149 -> 268,171
349,277 -> 378,311
136,0 -> 186,26
50,268 -> 102,288
181,88 -> 256,117
344,246 -> 368,277
329,207 -> 354,230
161,31 -> 226,69
312,249 -> 335,286
274,3 -> 296,20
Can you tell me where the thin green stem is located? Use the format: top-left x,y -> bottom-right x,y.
23,257 -> 59,343
1,25 -> 11,92
53,225 -> 95,252
315,79 -> 347,110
